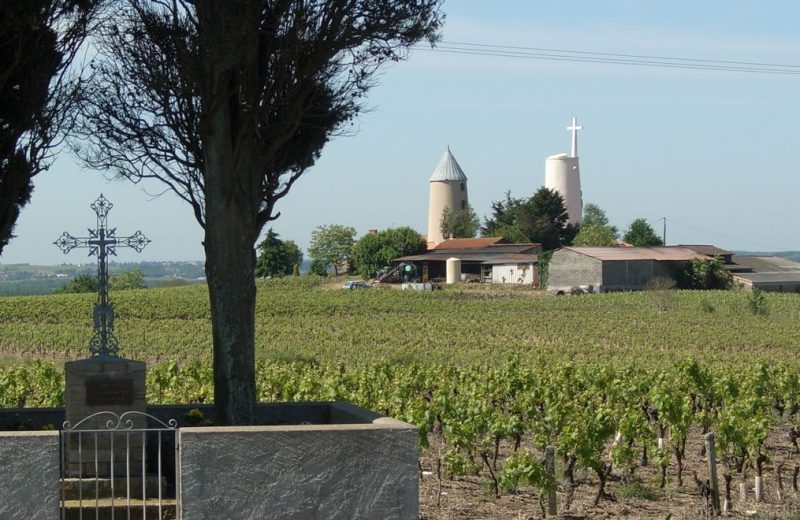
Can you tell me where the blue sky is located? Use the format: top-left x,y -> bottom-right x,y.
4,1 -> 800,265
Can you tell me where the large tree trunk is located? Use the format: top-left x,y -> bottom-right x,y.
202,95 -> 259,424
196,0 -> 261,425
204,213 -> 257,425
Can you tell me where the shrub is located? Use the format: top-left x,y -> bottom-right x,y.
747,289 -> 769,316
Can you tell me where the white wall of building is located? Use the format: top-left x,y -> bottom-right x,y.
491,263 -> 535,285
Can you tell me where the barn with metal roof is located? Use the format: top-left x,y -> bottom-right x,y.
547,246 -> 705,292
726,255 -> 800,292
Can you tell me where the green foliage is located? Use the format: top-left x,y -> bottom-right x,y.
443,449 -> 479,477
715,364 -> 774,481
482,188 -> 576,250
499,450 -> 552,494
747,288 -> 769,316
54,269 -> 148,294
582,203 -> 615,232
53,274 -> 98,294
481,191 -> 519,237
440,205 -> 479,239
524,187 -> 576,250
573,222 -> 617,246
255,229 -> 303,278
485,223 -> 529,244
308,258 -> 329,276
679,256 -> 732,290
0,361 -> 63,408
537,249 -> 553,288
351,227 -> 426,279
308,224 -> 356,276
109,269 -> 146,291
623,218 -> 663,246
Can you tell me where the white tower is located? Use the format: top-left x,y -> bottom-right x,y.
427,147 -> 469,245
544,117 -> 583,226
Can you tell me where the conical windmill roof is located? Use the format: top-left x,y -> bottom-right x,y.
429,147 -> 468,182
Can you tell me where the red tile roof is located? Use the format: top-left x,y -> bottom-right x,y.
431,237 -> 504,250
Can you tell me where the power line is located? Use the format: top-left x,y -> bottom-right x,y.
441,40 -> 800,70
415,40 -> 800,75
664,218 -> 792,251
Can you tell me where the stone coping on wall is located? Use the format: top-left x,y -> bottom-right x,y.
177,413 -> 418,520
0,401 -> 400,430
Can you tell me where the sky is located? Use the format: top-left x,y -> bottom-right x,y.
4,0 -> 800,265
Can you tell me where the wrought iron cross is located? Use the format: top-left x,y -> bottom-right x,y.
54,195 -> 150,357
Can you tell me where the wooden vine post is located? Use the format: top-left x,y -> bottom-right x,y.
705,433 -> 721,515
545,445 -> 557,516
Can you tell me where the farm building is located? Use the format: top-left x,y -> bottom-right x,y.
392,238 -> 541,284
726,255 -> 800,292
487,255 -> 537,284
547,247 -> 704,292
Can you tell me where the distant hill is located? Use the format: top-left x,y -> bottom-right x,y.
0,261 -> 206,296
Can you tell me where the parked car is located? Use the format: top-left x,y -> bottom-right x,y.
343,280 -> 372,290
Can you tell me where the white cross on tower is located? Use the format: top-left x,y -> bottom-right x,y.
567,117 -> 583,158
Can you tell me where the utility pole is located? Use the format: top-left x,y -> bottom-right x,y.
662,217 -> 667,245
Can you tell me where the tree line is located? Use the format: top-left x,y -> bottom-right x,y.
259,188 -> 671,281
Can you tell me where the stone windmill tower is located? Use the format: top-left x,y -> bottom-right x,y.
427,147 -> 469,245
544,117 -> 583,226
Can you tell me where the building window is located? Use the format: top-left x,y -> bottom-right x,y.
461,200 -> 466,210
460,183 -> 464,191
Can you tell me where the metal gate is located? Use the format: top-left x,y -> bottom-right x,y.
60,411 -> 177,520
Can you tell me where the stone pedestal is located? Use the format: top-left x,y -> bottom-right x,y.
64,357 -> 146,477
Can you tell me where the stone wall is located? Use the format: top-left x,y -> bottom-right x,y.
178,414 -> 419,519
0,402 -> 417,519
547,248 -> 602,291
0,430 -> 60,519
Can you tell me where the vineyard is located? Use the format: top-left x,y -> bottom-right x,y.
1,278 -> 800,518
